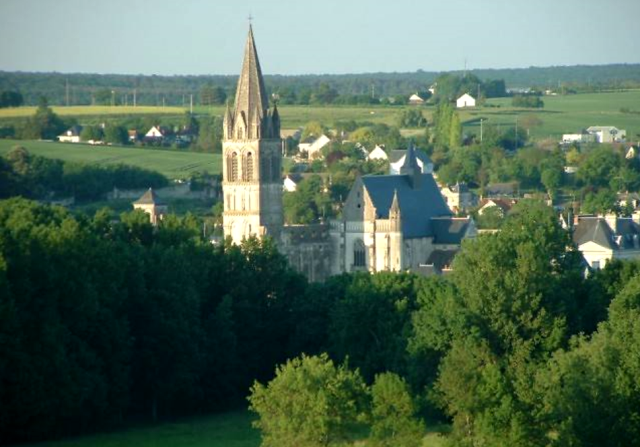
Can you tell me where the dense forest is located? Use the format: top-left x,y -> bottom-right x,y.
1,63 -> 639,106
1,196 -> 639,446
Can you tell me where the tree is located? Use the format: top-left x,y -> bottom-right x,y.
80,125 -> 103,142
20,97 -> 66,140
411,201 -> 586,445
396,109 -> 427,128
369,373 -> 424,447
535,277 -> 640,446
248,353 -> 369,447
541,166 -> 562,197
301,121 -> 326,141
512,95 -> 544,108
103,124 -> 128,145
0,90 -> 24,108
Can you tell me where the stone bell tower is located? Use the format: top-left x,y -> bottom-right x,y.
222,25 -> 283,244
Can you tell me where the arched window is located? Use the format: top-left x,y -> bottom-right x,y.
353,239 -> 366,267
230,152 -> 239,181
246,152 -> 254,181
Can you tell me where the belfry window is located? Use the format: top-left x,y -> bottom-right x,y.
246,153 -> 254,181
230,152 -> 239,181
353,239 -> 366,267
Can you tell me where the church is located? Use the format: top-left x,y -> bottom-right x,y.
221,27 -> 475,281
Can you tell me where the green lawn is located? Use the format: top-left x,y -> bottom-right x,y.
0,139 -> 221,180
24,411 -> 260,447
19,410 -> 450,447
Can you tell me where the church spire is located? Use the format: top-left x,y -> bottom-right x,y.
232,25 -> 269,140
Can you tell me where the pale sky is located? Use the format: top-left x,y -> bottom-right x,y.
0,0 -> 638,76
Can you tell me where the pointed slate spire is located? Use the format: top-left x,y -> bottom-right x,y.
232,25 -> 269,140
400,141 -> 422,189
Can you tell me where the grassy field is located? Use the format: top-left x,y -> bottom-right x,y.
0,139 -> 221,179
463,90 -> 640,140
20,411 -> 449,447
0,105 -> 185,118
3,90 -> 637,144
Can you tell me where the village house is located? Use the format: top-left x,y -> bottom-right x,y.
456,93 -> 476,108
477,198 -> 517,217
298,134 -> 331,158
572,214 -> 640,270
367,145 -> 388,161
440,182 -> 475,213
58,125 -> 82,143
283,174 -> 302,192
586,126 -> 626,143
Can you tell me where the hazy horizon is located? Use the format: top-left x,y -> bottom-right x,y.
1,0 -> 639,77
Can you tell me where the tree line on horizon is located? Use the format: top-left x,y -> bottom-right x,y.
1,63 -> 639,107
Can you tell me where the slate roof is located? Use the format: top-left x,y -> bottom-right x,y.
362,173 -> 451,238
134,188 -> 165,206
425,249 -> 458,270
572,216 -> 640,250
431,217 -> 472,244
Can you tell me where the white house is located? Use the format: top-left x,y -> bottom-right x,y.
477,198 -> 517,217
456,93 -> 476,108
58,125 -> 82,143
145,125 -> 170,139
389,148 -> 433,175
408,94 -> 425,105
573,214 -> 640,270
367,145 -> 388,161
562,133 -> 596,144
586,126 -> 627,143
283,174 -> 301,192
298,134 -> 331,158
440,183 -> 475,213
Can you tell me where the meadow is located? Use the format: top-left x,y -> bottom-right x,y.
19,410 -> 449,447
0,139 -> 221,179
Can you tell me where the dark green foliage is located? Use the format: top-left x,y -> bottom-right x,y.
1,147 -> 168,201
103,123 -> 128,145
0,198 -> 308,444
0,90 -> 24,107
512,95 -> 544,108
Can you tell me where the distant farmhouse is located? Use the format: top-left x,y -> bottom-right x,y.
58,125 -> 82,143
562,126 -> 626,144
456,93 -> 476,108
408,93 -> 425,105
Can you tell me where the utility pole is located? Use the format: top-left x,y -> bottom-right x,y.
65,78 -> 70,107
480,118 -> 483,143
515,114 -> 519,149
111,90 -> 115,108
190,94 -> 193,114
133,89 -> 137,107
